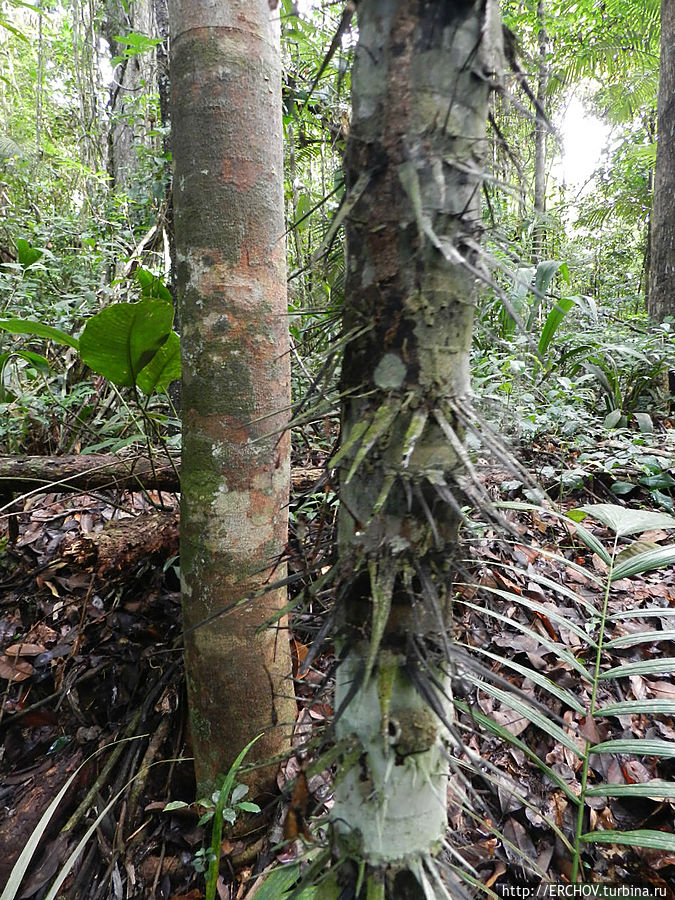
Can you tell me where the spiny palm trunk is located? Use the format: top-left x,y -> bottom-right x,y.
331,1 -> 502,893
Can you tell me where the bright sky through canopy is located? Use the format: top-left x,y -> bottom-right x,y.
292,3 -> 611,193
554,95 -> 612,188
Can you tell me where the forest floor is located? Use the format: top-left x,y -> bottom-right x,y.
0,433 -> 674,899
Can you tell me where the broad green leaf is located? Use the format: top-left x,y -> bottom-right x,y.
250,865 -> 303,900
79,299 -> 174,388
580,830 -> 675,852
651,490 -> 674,513
136,330 -> 181,394
295,193 -> 312,231
0,317 -> 79,349
576,503 -> 675,537
599,658 -> 675,680
603,409 -> 623,429
500,265 -> 533,336
585,781 -> 675,799
111,31 -> 161,64
605,630 -> 675,649
595,699 -> 675,717
136,268 -> 173,304
0,349 -> 50,374
231,782 -> 248,804
163,800 -> 189,811
610,481 -> 635,496
538,295 -> 575,356
634,412 -> 654,434
251,852 -> 327,900
113,31 -> 160,52
641,472 -> 675,489
16,238 -> 42,268
236,801 -> 261,813
611,544 -> 675,580
590,739 -> 675,758
535,259 -> 569,297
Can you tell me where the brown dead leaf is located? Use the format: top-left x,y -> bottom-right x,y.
590,805 -> 616,832
621,758 -> 652,784
307,702 -> 332,720
27,623 -> 58,644
639,529 -> 670,543
579,715 -> 601,743
503,816 -> 538,860
291,637 -> 308,679
221,838 -> 235,855
629,674 -> 649,700
486,702 -> 530,737
457,837 -> 498,867
484,861 -> 507,887
35,577 -> 60,598
4,642 -> 44,657
514,544 -> 539,565
0,656 -> 33,681
647,680 -> 675,700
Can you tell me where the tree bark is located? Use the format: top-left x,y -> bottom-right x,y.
532,0 -> 548,265
330,1 -> 501,893
103,0 -> 156,192
648,0 -> 675,322
169,0 -> 295,799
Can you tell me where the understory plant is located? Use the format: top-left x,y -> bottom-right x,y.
0,267 -> 181,454
456,501 -> 675,884
164,734 -> 262,900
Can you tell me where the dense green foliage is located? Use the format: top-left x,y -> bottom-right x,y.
0,0 -> 670,464
1,0 -> 674,892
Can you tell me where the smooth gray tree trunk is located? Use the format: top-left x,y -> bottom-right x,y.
169,0 -> 295,800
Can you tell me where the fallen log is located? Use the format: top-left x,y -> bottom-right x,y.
61,509 -> 180,576
0,454 -> 180,495
0,455 -> 325,499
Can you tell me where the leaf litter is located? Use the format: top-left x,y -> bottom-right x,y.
0,450 -> 674,897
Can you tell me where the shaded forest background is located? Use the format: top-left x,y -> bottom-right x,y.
1,0 -> 675,898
